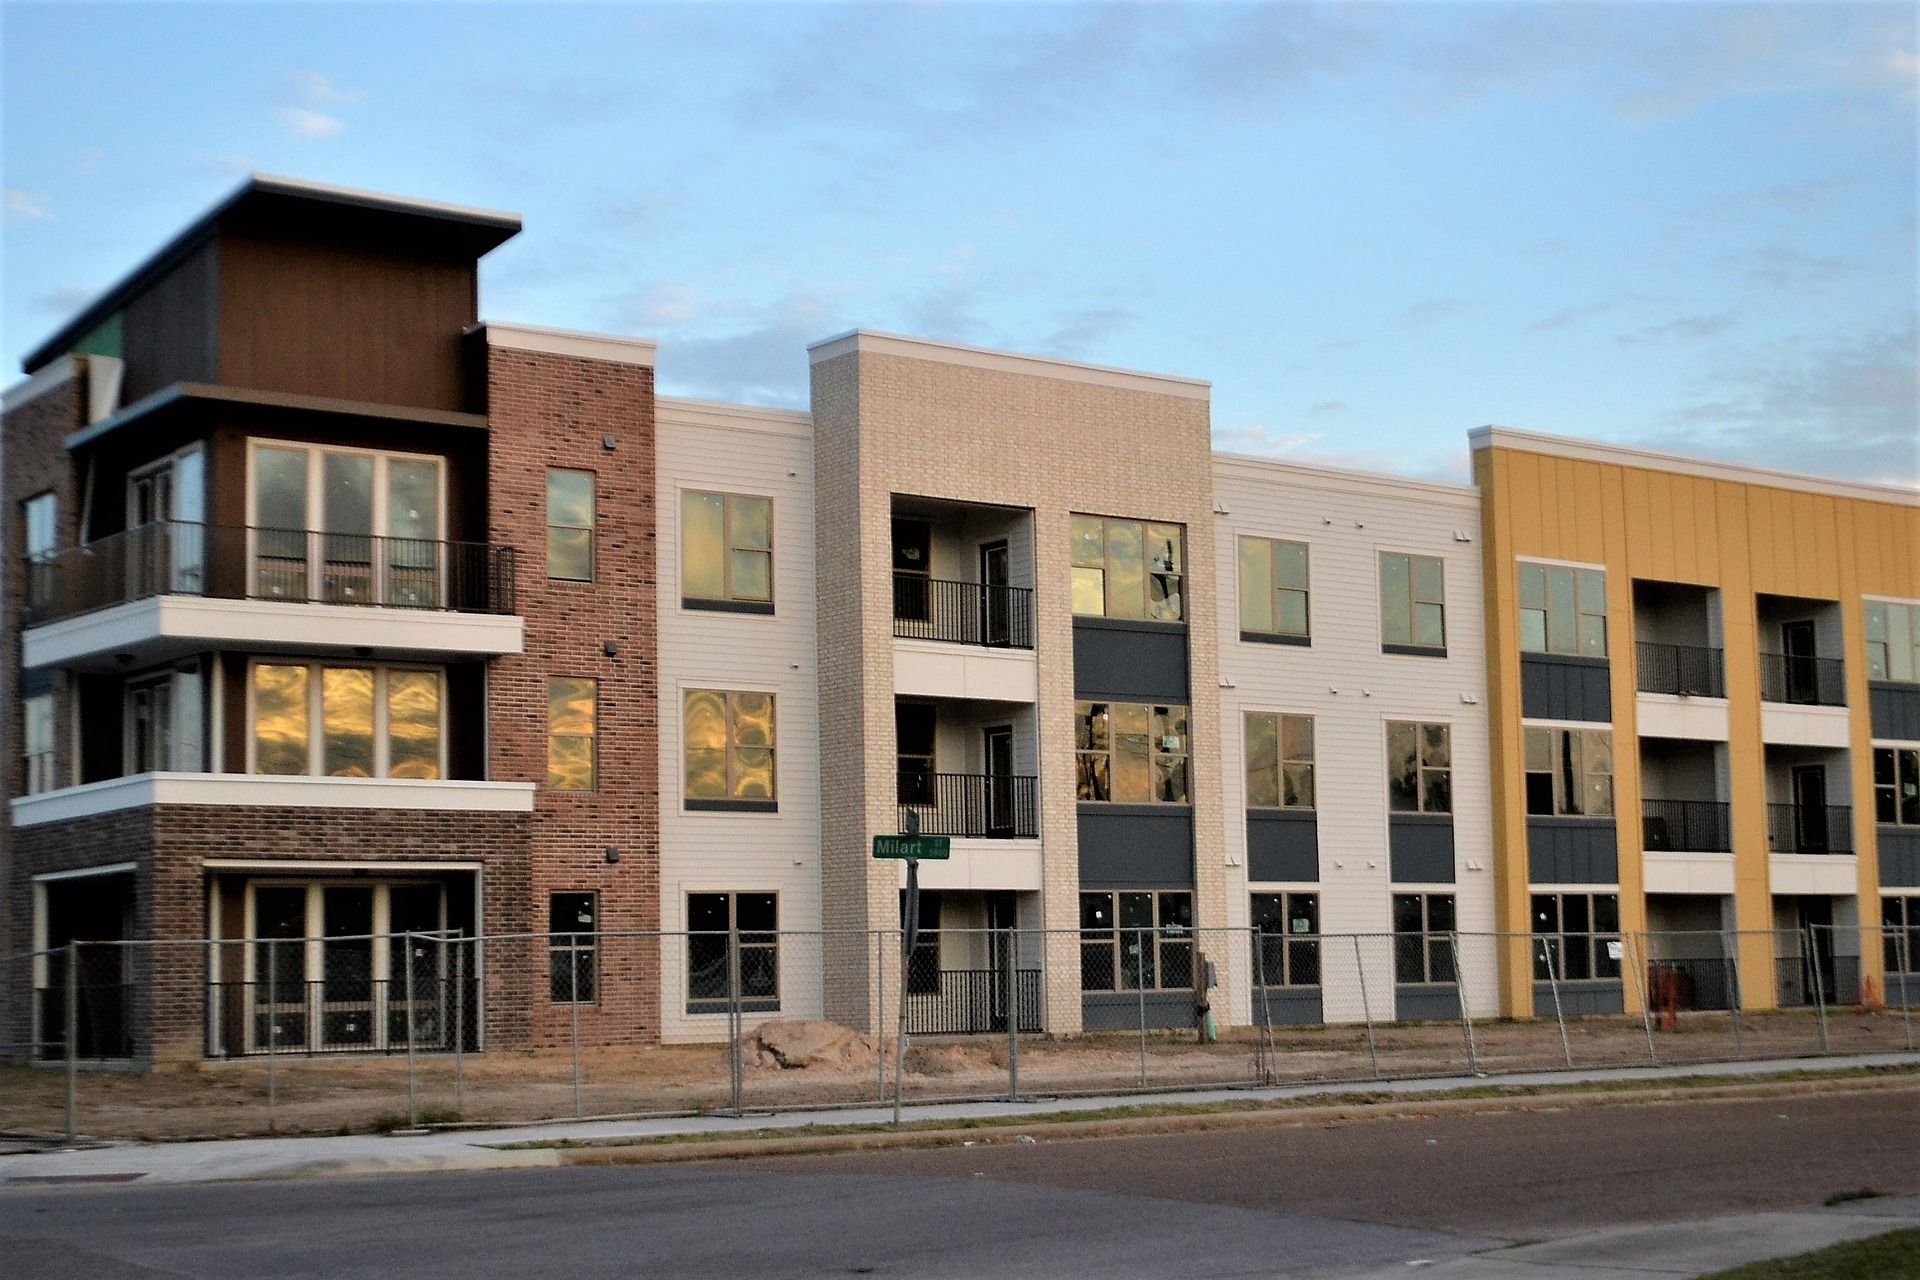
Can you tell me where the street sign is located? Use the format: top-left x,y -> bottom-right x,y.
872,835 -> 951,860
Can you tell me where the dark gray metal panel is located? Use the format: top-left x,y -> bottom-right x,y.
1073,618 -> 1189,703
1533,979 -> 1624,1016
1889,975 -> 1918,1007
1869,683 -> 1920,741
1389,816 -> 1455,883
1082,991 -> 1193,1031
1879,828 -> 1920,887
1078,806 -> 1194,888
1251,989 -> 1323,1025
1394,986 -> 1461,1021
1247,811 -> 1319,882
1520,654 -> 1613,724
1527,818 -> 1619,884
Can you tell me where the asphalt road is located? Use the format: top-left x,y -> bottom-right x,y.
3,1088 -> 1915,1279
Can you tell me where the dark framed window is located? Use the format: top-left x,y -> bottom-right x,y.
547,677 -> 598,791
547,469 -> 595,581
682,490 -> 773,610
1380,551 -> 1446,653
22,691 -> 54,795
1875,746 -> 1920,826
1078,891 -> 1192,991
1391,892 -> 1457,984
1251,892 -> 1320,987
1519,562 -> 1608,657
1070,514 -> 1184,622
1524,726 -> 1615,817
1530,892 -> 1621,981
896,703 -> 936,806
1865,601 -> 1920,684
687,892 -> 779,1013
1883,897 -> 1920,975
1238,536 -> 1309,642
549,892 -> 597,1004
1387,721 -> 1452,814
1074,701 -> 1190,804
1244,711 -> 1313,809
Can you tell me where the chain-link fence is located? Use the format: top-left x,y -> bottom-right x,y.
2,924 -> 1912,1143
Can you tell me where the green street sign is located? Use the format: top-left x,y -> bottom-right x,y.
872,835 -> 951,861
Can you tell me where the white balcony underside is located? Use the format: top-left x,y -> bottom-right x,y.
23,595 -> 525,670
1758,702 -> 1851,748
1635,693 -> 1730,741
11,773 -> 537,827
893,638 -> 1037,702
1768,852 -> 1860,897
1642,852 -> 1736,895
894,838 -> 1043,892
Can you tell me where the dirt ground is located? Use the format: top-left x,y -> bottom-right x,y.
1,1005 -> 1910,1142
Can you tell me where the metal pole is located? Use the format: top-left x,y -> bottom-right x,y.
1452,932 -> 1479,1074
1806,925 -> 1830,1053
1899,929 -> 1915,1054
453,939 -> 466,1114
874,929 -> 886,1104
266,938 -> 278,1127
63,942 -> 78,1146
1724,930 -> 1746,1059
569,940 -> 583,1119
1625,931 -> 1658,1066
1254,927 -> 1275,1085
1004,927 -> 1020,1102
728,926 -> 744,1116
1136,928 -> 1148,1089
893,891 -> 914,1128
1352,934 -> 1380,1080
404,932 -> 419,1129
1538,936 -> 1573,1069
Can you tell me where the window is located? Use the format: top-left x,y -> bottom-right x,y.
23,491 -> 57,561
1883,897 -> 1920,975
902,889 -> 942,995
252,663 -> 443,779
684,690 -> 777,808
549,893 -> 598,1003
1523,726 -> 1615,817
1875,746 -> 1920,826
546,469 -> 595,581
1866,601 -> 1920,684
1251,893 -> 1320,987
127,665 -> 204,774
1519,562 -> 1607,657
896,703 -> 935,806
547,677 -> 598,791
248,443 -> 444,605
1079,891 -> 1192,991
22,691 -> 54,795
1070,515 -> 1184,622
1238,536 -> 1309,642
682,491 -> 773,610
1387,722 -> 1452,814
1380,552 -> 1446,653
1244,711 -> 1314,809
1392,893 -> 1457,984
1531,892 -> 1621,981
686,892 -> 779,1012
1074,701 -> 1189,804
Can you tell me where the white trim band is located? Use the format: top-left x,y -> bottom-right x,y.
11,773 -> 537,827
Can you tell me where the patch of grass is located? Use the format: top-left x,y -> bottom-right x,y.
1697,1228 -> 1920,1279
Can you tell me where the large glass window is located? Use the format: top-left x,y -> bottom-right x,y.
1387,721 -> 1452,814
127,667 -> 201,774
1866,601 -> 1920,684
548,892 -> 598,1004
1883,897 -> 1920,975
547,677 -> 598,791
1074,701 -> 1189,804
1251,892 -> 1320,988
546,469 -> 596,582
1875,746 -> 1920,826
1071,515 -> 1184,622
1238,536 -> 1309,642
22,691 -> 55,795
249,443 -> 444,605
1380,552 -> 1446,653
686,892 -> 780,1012
682,491 -> 773,609
684,690 -> 778,805
1524,726 -> 1615,817
251,663 -> 441,779
1392,893 -> 1457,984
1531,892 -> 1621,981
1519,562 -> 1608,657
23,491 -> 57,561
1079,891 -> 1193,991
253,664 -> 311,775
1243,711 -> 1314,809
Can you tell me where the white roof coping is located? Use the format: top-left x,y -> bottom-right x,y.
1212,449 -> 1480,504
476,321 -> 658,368
806,328 -> 1211,401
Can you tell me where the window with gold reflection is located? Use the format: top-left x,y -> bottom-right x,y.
386,670 -> 442,779
682,491 -> 774,611
251,662 -> 445,780
548,677 -> 598,790
253,664 -> 310,775
684,689 -> 778,808
1070,515 -> 1184,622
322,668 -> 376,776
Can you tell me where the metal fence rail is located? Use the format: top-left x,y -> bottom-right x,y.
1636,641 -> 1725,697
891,573 -> 1034,648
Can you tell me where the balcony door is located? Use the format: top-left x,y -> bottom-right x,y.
980,541 -> 1010,646
1781,620 -> 1818,704
984,725 -> 1014,836
126,446 -> 205,595
1792,765 -> 1829,853
892,518 -> 932,626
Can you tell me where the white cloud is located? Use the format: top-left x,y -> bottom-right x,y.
4,189 -> 53,221
273,70 -> 359,140
293,71 -> 361,107
275,107 -> 343,141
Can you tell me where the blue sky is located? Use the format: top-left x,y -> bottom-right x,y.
3,2 -> 1915,485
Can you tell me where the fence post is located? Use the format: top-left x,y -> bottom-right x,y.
1352,933 -> 1380,1080
1136,928 -> 1148,1089
1004,927 -> 1020,1103
453,939 -> 466,1114
728,926 -> 744,1117
1537,935 -> 1573,1069
404,933 -> 419,1129
893,924 -> 911,1128
1806,925 -> 1830,1054
1723,930 -> 1746,1059
1625,932 -> 1658,1066
1899,929 -> 1914,1054
266,938 -> 278,1128
1452,932 -> 1479,1075
1253,927 -> 1275,1086
873,930 -> 887,1105
64,942 -> 78,1146
569,938 -> 583,1119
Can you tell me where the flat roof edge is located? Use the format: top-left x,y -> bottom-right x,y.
807,328 -> 1211,400
1212,448 -> 1479,502
477,321 -> 657,368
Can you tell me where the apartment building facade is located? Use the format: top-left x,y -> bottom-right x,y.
5,176 -> 1916,1060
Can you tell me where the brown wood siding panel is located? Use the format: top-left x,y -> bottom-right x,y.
216,236 -> 475,411
119,240 -> 219,403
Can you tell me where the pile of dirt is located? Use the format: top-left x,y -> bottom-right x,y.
740,1019 -> 876,1073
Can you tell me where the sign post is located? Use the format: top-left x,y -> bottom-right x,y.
876,812 -> 948,1126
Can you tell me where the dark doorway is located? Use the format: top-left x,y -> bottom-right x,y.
980,540 -> 1010,646
1781,620 -> 1818,704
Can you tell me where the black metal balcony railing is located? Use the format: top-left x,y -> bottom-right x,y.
1757,651 -> 1846,707
903,967 -> 1043,1035
24,521 -> 517,625
1641,798 -> 1733,852
897,772 -> 1039,838
1636,641 -> 1725,697
893,573 -> 1034,648
1766,803 -> 1853,854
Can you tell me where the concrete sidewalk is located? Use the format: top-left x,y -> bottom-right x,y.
2,1050 -> 1915,1188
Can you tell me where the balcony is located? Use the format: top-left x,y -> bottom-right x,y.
1641,799 -> 1732,853
893,574 -> 1033,649
22,523 -> 522,669
897,772 -> 1038,838
1758,652 -> 1846,707
1767,803 -> 1853,854
1636,641 -> 1725,698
